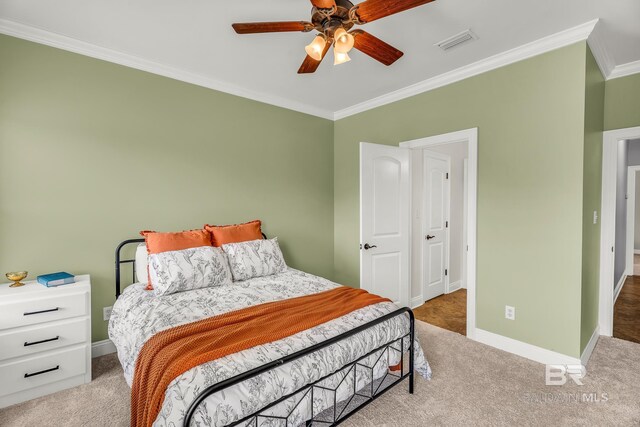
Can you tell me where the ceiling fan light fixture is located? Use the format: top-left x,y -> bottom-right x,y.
334,50 -> 351,65
333,27 -> 354,54
305,35 -> 327,61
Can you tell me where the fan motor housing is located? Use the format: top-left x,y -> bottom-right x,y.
311,0 -> 355,36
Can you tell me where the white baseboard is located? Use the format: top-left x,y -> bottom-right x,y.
614,274 -> 627,303
581,327 -> 599,366
92,339 -> 117,358
474,328 -> 581,365
447,281 -> 462,293
411,295 -> 424,309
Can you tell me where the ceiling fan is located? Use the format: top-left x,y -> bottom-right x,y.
232,0 -> 435,73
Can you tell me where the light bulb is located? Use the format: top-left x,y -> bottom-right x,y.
333,28 -> 354,54
305,35 -> 326,61
334,51 -> 351,65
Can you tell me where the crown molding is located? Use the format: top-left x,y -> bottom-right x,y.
609,60 -> 640,80
333,19 -> 599,120
0,19 -> 335,121
587,20 -> 614,78
1,17 -> 638,121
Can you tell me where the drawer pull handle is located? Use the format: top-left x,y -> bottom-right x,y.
24,336 -> 60,347
23,307 -> 59,316
24,365 -> 60,378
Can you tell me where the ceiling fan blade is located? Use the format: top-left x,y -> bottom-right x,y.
309,0 -> 336,9
232,21 -> 313,34
298,40 -> 332,74
352,0 -> 435,24
352,30 -> 403,66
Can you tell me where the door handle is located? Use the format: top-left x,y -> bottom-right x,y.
425,235 -> 435,240
363,243 -> 378,250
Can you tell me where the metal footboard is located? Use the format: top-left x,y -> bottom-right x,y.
183,307 -> 415,427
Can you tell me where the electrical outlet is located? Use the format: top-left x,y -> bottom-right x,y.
505,305 -> 515,320
103,306 -> 113,321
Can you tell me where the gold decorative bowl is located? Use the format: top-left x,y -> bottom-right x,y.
6,271 -> 28,288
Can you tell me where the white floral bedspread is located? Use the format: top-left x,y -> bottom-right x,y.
109,268 -> 431,426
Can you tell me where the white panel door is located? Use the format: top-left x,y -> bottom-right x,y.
423,150 -> 451,301
360,142 -> 410,307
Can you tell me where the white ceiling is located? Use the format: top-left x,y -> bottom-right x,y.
1,0 -> 639,118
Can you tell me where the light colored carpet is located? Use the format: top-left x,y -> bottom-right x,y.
2,321 -> 640,426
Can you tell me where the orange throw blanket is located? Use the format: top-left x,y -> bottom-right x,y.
131,286 -> 390,427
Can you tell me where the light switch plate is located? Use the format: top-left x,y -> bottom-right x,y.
593,210 -> 598,224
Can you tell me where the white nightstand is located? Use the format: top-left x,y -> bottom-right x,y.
0,275 -> 91,408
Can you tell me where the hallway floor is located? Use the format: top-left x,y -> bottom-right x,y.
614,270 -> 640,344
413,289 -> 467,335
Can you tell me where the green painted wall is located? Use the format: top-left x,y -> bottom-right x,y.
604,73 -> 640,131
0,35 -> 335,342
580,47 -> 605,352
334,43 -> 589,357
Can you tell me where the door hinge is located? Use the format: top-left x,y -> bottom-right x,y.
445,269 -> 448,276
446,173 -> 449,179
446,221 -> 448,228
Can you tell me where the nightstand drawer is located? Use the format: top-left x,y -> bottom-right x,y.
0,292 -> 88,330
0,318 -> 89,361
0,345 -> 88,397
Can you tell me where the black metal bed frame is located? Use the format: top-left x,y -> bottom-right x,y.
115,239 -> 415,427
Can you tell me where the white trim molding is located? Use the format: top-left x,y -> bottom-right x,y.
581,327 -> 600,366
2,17 -> 638,121
600,126 -> 640,337
626,165 -> 640,277
615,274 -> 627,303
411,295 -> 424,309
587,21 -> 615,78
609,60 -> 640,80
0,19 -> 334,120
400,127 -> 478,340
91,339 -> 117,358
475,329 -> 581,366
334,20 -> 599,120
447,280 -> 462,293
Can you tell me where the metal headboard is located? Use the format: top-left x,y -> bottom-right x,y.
115,238 -> 145,298
115,233 -> 268,299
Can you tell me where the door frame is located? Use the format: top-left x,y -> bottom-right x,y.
614,166 -> 640,280
421,150 -> 452,299
599,126 -> 640,337
400,128 -> 478,339
625,165 -> 640,280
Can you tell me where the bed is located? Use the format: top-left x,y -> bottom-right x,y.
110,238 -> 431,427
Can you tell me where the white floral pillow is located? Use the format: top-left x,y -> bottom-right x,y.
148,246 -> 232,296
222,238 -> 287,281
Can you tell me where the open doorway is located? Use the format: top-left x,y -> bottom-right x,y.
401,130 -> 476,337
612,138 -> 640,344
600,127 -> 640,343
359,128 -> 477,338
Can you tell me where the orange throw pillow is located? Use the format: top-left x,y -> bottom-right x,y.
204,220 -> 262,247
139,229 -> 212,290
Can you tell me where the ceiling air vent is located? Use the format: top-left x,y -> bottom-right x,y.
435,29 -> 477,51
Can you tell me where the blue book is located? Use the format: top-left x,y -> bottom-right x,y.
37,272 -> 75,287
